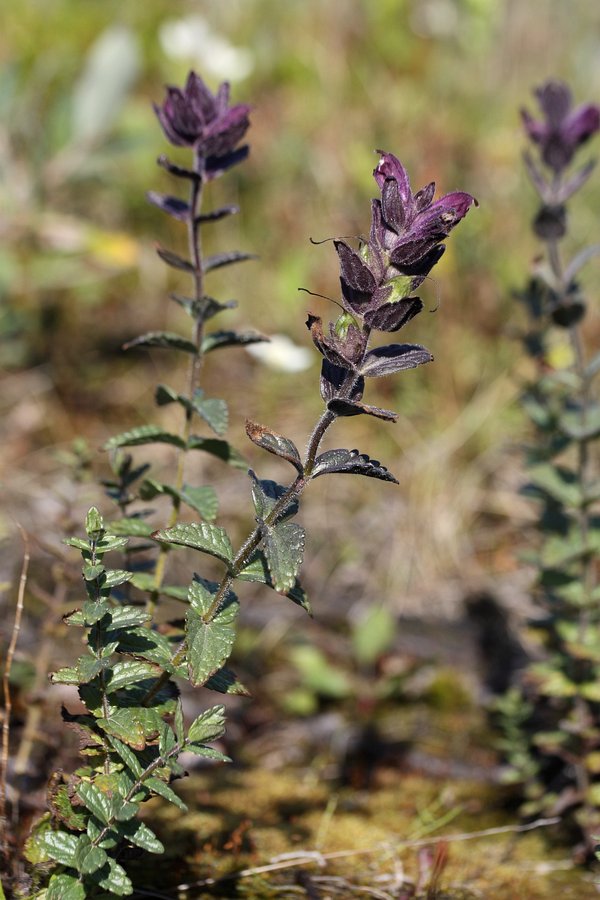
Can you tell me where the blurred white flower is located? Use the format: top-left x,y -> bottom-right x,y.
159,16 -> 253,82
246,335 -> 313,373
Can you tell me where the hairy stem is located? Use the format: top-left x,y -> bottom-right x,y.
149,176 -> 206,616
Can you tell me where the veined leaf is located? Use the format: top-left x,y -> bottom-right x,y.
107,735 -> 143,777
94,855 -> 133,896
193,394 -> 229,436
120,819 -> 164,854
205,666 -> 250,696
36,830 -> 79,866
312,448 -> 398,483
104,425 -> 185,451
262,522 -> 305,594
187,436 -> 247,468
245,421 -> 303,472
187,704 -> 226,744
73,835 -> 108,874
47,873 -> 86,900
140,478 -> 218,521
238,551 -> 311,614
202,329 -> 267,354
155,522 -> 233,565
106,605 -> 151,628
77,782 -> 113,824
186,579 -> 239,686
203,250 -> 257,273
102,569 -> 133,589
360,343 -> 433,377
106,518 -> 155,538
98,707 -> 162,751
249,470 -> 298,521
51,666 -> 80,685
146,191 -> 190,221
145,776 -> 187,810
106,660 -> 160,693
123,331 -> 197,354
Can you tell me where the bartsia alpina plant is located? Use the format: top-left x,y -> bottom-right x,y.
16,71 -> 474,899
497,79 -> 600,857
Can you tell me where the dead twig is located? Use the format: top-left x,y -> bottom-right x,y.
176,816 -> 561,892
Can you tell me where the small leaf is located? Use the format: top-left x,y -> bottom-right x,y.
327,398 -> 398,421
104,425 -> 185,451
123,331 -> 197,354
156,246 -> 195,272
360,343 -> 433,377
205,666 -> 250,696
192,392 -> 229,436
120,819 -> 164,854
145,776 -> 187,811
312,448 -> 398,483
186,579 -> 239,686
98,707 -> 162,750
107,735 -> 143,777
85,507 -> 104,538
196,204 -> 239,223
106,518 -> 155,538
36,830 -> 79,866
245,421 -> 303,473
77,782 -> 113,824
51,666 -> 80,685
202,329 -> 267,354
187,436 -> 247,468
47,874 -> 86,900
187,704 -> 226,744
238,551 -> 311,614
106,661 -> 160,693
146,191 -> 190,221
102,569 -> 133,589
155,522 -> 233,565
262,522 -> 305,594
93,855 -> 133,896
526,463 -> 583,508
559,405 -> 600,440
249,470 -> 298,522
107,605 -> 151,628
74,834 -> 108,875
203,250 -> 257,273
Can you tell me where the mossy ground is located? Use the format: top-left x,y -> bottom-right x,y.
126,760 -> 599,898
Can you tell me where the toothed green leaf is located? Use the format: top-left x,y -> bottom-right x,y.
123,331 -> 197,354
155,522 -> 233,565
186,579 -> 239,686
104,425 -> 185,451
262,522 -> 305,594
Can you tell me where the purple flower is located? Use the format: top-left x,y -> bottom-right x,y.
521,81 -> 600,172
334,152 -> 475,329
155,71 -> 250,161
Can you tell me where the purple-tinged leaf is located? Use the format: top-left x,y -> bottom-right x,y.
320,359 -> 364,402
155,522 -> 233,565
238,551 -> 311,614
123,331 -> 197,353
556,160 -> 596,203
374,152 -> 414,213
147,191 -> 190,221
205,145 -> 249,179
262,522 -> 305,594
334,241 -> 376,293
157,154 -> 200,181
245,421 -> 303,473
203,250 -> 257,273
414,181 -> 435,212
381,177 -> 405,233
327,398 -> 398,421
312,448 -> 399,484
360,343 -> 433,377
156,246 -> 196,273
196,204 -> 239,224
364,297 -> 423,332
523,151 -> 551,202
202,329 -> 267,353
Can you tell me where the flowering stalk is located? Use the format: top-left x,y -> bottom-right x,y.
22,71 -> 474,898
499,80 -> 600,856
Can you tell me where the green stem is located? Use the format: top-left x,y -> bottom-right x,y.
148,176 -> 206,616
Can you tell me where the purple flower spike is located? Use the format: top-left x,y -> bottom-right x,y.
521,80 -> 600,172
155,71 -> 250,165
372,151 -> 476,279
